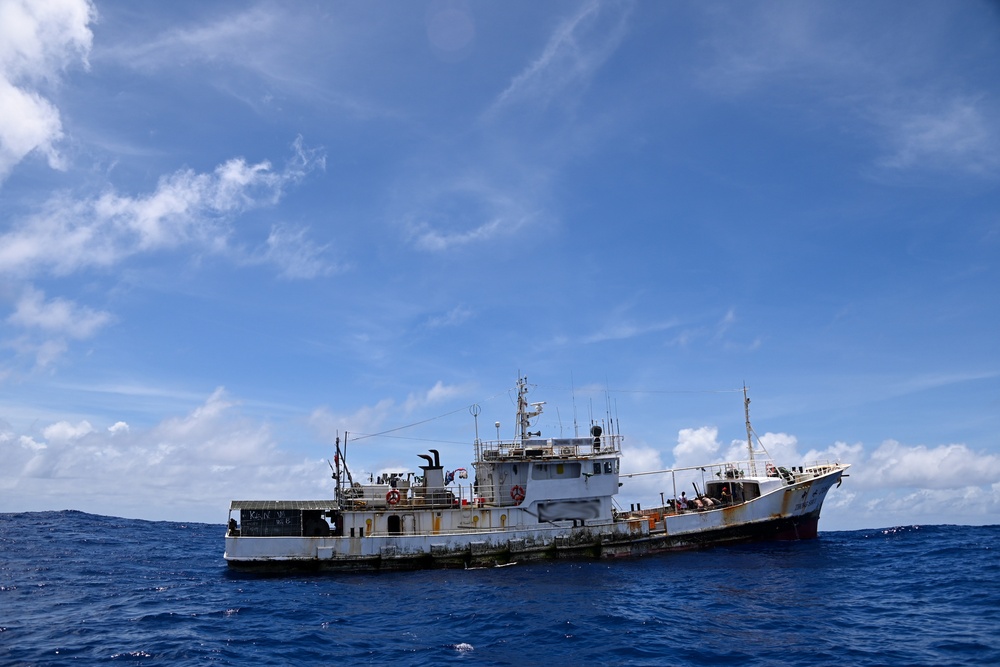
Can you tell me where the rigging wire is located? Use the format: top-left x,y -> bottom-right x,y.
533,384 -> 744,395
345,384 -> 741,443
348,389 -> 510,442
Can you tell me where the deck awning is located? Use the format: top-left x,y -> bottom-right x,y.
229,500 -> 339,511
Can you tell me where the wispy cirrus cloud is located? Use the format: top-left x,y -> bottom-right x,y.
400,3 -> 633,256
486,0 -> 632,118
98,5 -> 390,120
0,0 -> 95,182
425,305 -> 474,329
100,6 -> 279,72
875,97 -> 1000,177
252,223 -> 342,281
310,380 -> 471,443
581,319 -> 678,344
700,4 -> 1000,179
402,174 -> 542,252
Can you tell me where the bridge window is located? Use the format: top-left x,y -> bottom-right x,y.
532,462 -> 582,480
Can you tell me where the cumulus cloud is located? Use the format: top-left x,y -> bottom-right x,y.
620,421 -> 1000,528
2,387 -> 333,520
857,439 -> 1000,490
672,426 -> 721,467
732,431 -> 801,463
0,138 -> 325,278
0,0 -> 94,181
42,419 -> 94,442
108,421 -> 129,434
620,442 -> 666,475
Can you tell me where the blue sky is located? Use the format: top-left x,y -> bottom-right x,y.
1,0 -> 998,530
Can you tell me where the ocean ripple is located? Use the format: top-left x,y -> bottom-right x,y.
0,513 -> 997,666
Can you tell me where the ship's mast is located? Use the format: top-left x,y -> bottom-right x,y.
516,376 -> 544,441
744,385 -> 757,475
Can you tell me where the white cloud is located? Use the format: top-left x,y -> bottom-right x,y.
107,6 -> 278,72
410,216 -> 508,252
255,224 -> 336,280
402,174 -> 544,253
310,399 -> 396,443
310,381 -> 471,444
582,319 -> 678,344
857,439 -> 1000,490
663,309 -> 752,350
7,286 -> 111,339
488,0 -> 631,117
4,388 -> 999,526
425,305 -> 474,329
18,434 -> 45,451
617,441 -> 670,506
802,439 -> 864,464
0,80 -> 64,175
620,442 -> 666,476
42,419 -> 93,442
0,139 -> 325,278
701,4 -> 846,96
403,380 -> 468,414
100,6 -> 386,121
700,5 -> 1000,179
730,431 -> 800,463
0,0 -> 94,181
672,426 -> 721,467
30,338 -> 67,368
844,484 -> 1000,530
1,387 -> 334,520
3,286 -> 112,368
877,97 -> 1000,177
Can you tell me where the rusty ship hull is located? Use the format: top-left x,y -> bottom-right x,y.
224,378 -> 849,572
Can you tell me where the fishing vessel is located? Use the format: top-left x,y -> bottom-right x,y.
224,377 -> 849,570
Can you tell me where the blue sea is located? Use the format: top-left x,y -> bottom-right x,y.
1,512 -> 997,666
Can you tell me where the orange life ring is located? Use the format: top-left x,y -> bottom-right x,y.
510,485 -> 525,503
386,489 -> 401,505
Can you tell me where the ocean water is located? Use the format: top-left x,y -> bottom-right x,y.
1,512 -> 997,666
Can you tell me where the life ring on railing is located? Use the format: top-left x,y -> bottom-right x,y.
766,462 -> 777,477
510,485 -> 526,504
386,489 -> 401,505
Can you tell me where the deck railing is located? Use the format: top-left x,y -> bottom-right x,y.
475,433 -> 623,462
